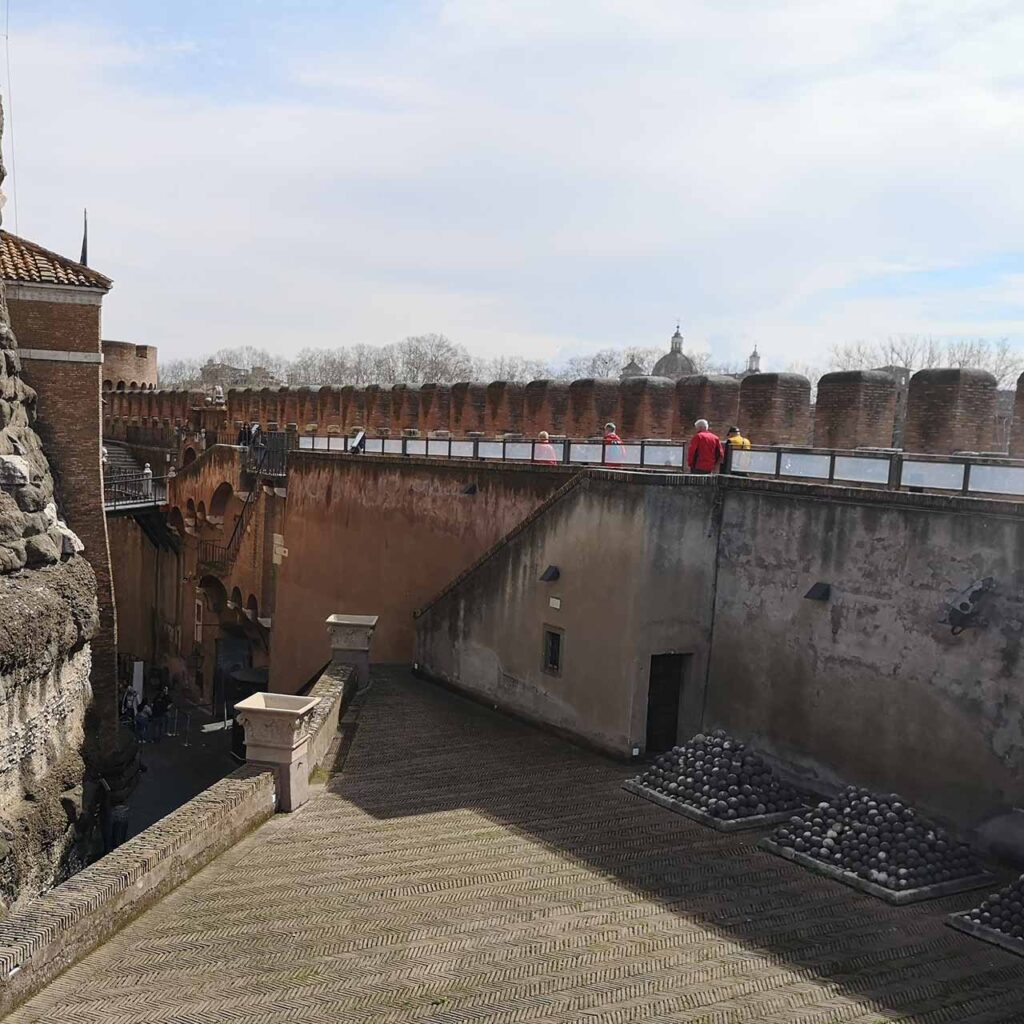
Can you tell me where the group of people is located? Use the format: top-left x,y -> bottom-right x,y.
686,419 -> 751,474
235,421 -> 263,447
531,420 -> 750,472
121,684 -> 172,743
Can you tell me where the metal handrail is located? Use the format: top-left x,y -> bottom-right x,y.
292,433 -> 1024,500
103,472 -> 168,510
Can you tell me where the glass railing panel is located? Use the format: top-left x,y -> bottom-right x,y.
312,436 -> 329,450
427,440 -> 450,456
604,444 -> 643,465
327,435 -> 346,451
833,456 -> 890,484
730,450 -> 778,474
968,464 -> 1024,496
477,441 -> 504,458
364,438 -> 384,453
450,440 -> 475,458
901,460 -> 964,490
298,436 -> 314,449
506,442 -> 533,460
780,452 -> 831,479
383,439 -> 404,454
406,439 -> 427,456
642,445 -> 684,467
569,443 -> 604,464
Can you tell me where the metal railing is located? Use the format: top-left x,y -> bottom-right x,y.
242,432 -> 289,475
295,433 -> 1024,500
103,470 -> 167,510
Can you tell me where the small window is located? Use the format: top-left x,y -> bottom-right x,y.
542,626 -> 563,676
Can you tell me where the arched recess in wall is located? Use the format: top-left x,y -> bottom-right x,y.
185,498 -> 197,528
196,500 -> 207,528
182,447 -> 197,467
167,506 -> 185,535
130,381 -> 138,390
198,575 -> 228,615
229,586 -> 243,612
209,482 -> 233,523
102,380 -> 112,392
116,380 -> 126,392
245,594 -> 259,622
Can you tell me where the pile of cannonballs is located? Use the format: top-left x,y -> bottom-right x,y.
962,879 -> 1024,940
634,730 -> 803,821
770,785 -> 980,891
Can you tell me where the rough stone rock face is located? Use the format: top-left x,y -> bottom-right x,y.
0,99 -> 100,910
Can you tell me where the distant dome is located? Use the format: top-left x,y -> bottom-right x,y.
652,327 -> 696,380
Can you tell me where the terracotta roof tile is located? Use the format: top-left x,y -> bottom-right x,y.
0,230 -> 112,290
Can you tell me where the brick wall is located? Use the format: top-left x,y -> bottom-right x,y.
0,765 -> 276,1019
1010,373 -> 1024,458
674,375 -> 741,442
101,340 -> 157,391
10,294 -> 119,757
903,368 -> 998,455
738,373 -> 812,445
814,370 -> 898,449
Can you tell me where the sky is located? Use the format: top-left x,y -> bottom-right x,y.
4,0 -> 1024,369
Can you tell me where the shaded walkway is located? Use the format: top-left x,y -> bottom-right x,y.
9,670 -> 1024,1023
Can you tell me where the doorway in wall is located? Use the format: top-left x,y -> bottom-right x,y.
645,653 -> 690,753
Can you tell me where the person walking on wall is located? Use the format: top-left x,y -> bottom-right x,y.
603,422 -> 625,465
535,431 -> 559,465
687,419 -> 725,475
722,425 -> 751,475
236,421 -> 252,447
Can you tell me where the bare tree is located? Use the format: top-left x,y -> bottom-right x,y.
829,335 -> 1021,387
156,358 -> 202,387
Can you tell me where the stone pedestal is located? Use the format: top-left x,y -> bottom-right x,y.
234,693 -> 320,811
326,614 -> 378,686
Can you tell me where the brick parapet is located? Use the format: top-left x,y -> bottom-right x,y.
738,373 -> 812,445
814,370 -> 898,449
106,368 -> 1012,456
0,765 -> 276,1019
101,340 -> 157,391
903,368 -> 998,455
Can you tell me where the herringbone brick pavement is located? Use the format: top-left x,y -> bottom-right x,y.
8,669 -> 1024,1023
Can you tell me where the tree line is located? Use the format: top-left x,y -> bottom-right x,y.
158,333 -> 1022,390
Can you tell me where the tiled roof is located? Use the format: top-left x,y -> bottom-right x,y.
0,230 -> 112,290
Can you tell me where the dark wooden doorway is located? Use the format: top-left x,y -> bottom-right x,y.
645,653 -> 689,754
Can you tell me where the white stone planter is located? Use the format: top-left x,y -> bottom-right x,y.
326,614 -> 378,685
234,693 -> 321,811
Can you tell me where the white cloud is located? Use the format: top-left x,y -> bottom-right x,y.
4,3 -> 1024,370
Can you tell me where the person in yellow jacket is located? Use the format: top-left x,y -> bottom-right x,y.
724,425 -> 751,474
724,425 -> 751,449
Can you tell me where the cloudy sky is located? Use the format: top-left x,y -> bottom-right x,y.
5,0 -> 1024,368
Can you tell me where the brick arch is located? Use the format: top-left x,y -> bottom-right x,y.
245,594 -> 259,621
182,447 -> 198,467
167,506 -> 185,534
209,481 -> 233,521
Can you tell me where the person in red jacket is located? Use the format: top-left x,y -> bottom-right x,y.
687,418 -> 725,474
603,422 -> 625,465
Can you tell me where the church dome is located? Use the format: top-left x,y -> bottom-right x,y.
652,328 -> 696,380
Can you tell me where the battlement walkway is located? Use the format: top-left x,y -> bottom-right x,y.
9,670 -> 1024,1023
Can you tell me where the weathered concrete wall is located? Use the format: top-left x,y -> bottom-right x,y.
270,454 -> 575,687
707,481 -> 1024,826
415,470 -> 1024,828
415,474 -> 719,756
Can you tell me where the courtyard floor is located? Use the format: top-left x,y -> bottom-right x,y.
8,669 -> 1024,1023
